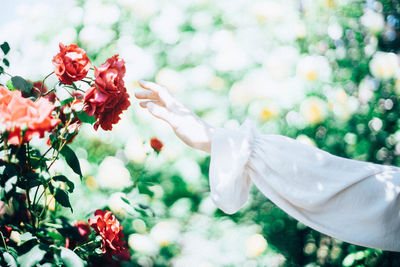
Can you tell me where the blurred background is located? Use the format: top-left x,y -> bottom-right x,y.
1,0 -> 400,266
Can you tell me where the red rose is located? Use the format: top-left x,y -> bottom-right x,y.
53,43 -> 91,85
88,210 -> 130,261
150,137 -> 163,152
95,55 -> 126,94
0,86 -> 60,145
83,55 -> 130,131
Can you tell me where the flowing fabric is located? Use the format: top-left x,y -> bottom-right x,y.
209,120 -> 400,251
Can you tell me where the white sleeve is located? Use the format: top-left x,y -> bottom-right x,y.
209,120 -> 400,251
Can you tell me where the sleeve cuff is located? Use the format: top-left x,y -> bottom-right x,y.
209,119 -> 256,214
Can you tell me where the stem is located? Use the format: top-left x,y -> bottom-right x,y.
47,139 -> 67,171
2,71 -> 12,78
47,116 -> 72,171
3,136 -> 8,161
39,146 -> 53,163
73,240 -> 95,252
32,184 -> 39,210
63,87 -> 74,97
0,232 -> 7,250
40,72 -> 55,97
71,82 -> 85,93
39,190 -> 49,219
35,189 -> 45,208
36,116 -> 72,218
43,88 -> 56,96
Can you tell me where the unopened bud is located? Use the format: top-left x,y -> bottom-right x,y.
10,231 -> 21,245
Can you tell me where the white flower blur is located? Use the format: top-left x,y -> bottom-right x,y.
96,156 -> 132,189
297,55 -> 331,82
300,97 -> 328,125
264,46 -> 299,80
369,52 -> 400,80
150,220 -> 181,246
155,68 -> 186,93
128,234 -> 159,255
124,135 -> 147,164
245,234 -> 268,258
361,10 -> 385,34
132,219 -> 147,234
108,192 -> 133,217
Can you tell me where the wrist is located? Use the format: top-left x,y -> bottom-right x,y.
197,122 -> 214,153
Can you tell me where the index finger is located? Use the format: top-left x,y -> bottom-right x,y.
139,80 -> 175,105
139,80 -> 165,93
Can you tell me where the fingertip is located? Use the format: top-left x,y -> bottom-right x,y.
138,80 -> 146,87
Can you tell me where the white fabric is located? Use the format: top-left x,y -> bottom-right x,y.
209,120 -> 400,251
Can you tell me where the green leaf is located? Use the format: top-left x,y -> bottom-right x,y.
121,196 -> 131,204
47,232 -> 64,240
0,66 -> 4,74
17,176 -> 41,190
11,76 -> 33,94
53,175 -> 75,193
3,58 -> 9,67
48,182 -> 55,195
54,188 -> 73,212
17,245 -> 46,267
61,97 -> 74,106
6,79 -> 15,91
1,42 -> 10,55
60,247 -> 84,267
76,111 -> 96,124
60,145 -> 82,177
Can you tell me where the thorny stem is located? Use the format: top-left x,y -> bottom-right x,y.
40,71 -> 55,97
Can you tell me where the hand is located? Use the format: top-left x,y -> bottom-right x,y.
135,80 -> 214,153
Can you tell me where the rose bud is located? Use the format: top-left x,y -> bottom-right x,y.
150,137 -> 163,153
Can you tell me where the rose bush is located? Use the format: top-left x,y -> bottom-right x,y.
0,42 -> 143,266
